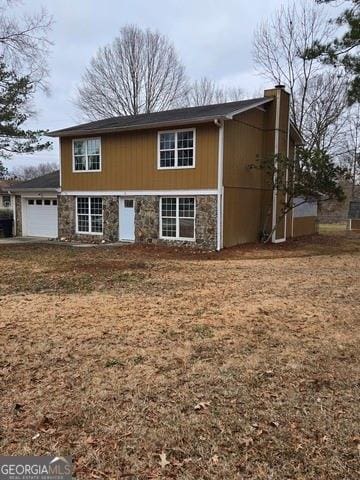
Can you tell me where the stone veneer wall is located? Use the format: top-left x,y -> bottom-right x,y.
58,195 -> 119,242
135,195 -> 217,250
15,195 -> 22,236
58,194 -> 217,249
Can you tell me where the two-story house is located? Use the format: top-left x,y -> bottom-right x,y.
10,86 -> 318,249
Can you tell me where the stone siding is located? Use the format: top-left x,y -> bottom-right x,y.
15,195 -> 22,236
135,196 -> 159,244
135,195 -> 217,250
58,194 -> 217,249
58,195 -> 75,239
58,195 -> 119,243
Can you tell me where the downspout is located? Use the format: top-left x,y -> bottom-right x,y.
271,88 -> 281,243
59,137 -> 62,192
10,192 -> 16,236
291,145 -> 297,238
284,103 -> 290,240
214,118 -> 224,251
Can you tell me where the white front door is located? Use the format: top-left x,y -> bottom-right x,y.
119,198 -> 135,241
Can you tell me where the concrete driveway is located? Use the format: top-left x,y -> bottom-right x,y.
0,236 -> 54,244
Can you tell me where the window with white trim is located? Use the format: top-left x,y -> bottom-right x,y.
158,129 -> 195,169
2,195 -> 11,207
76,197 -> 103,234
73,138 -> 101,171
160,197 -> 195,240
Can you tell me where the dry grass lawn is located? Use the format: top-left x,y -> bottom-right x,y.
0,229 -> 359,479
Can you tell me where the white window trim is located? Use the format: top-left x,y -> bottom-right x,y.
75,196 -> 103,235
157,128 -> 196,170
72,137 -> 102,173
159,196 -> 196,242
2,194 -> 11,208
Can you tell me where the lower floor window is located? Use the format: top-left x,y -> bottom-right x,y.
77,197 -> 103,234
160,197 -> 195,240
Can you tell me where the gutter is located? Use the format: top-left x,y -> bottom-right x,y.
9,188 -> 60,193
47,98 -> 274,137
214,118 -> 224,251
48,115 -> 229,137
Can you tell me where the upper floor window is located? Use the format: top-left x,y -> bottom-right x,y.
158,129 -> 195,169
73,138 -> 101,172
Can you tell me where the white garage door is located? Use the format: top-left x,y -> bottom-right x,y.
24,198 -> 58,238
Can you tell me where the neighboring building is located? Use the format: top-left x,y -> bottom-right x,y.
348,200 -> 360,231
10,86 -> 318,249
319,183 -> 360,224
0,180 -> 13,211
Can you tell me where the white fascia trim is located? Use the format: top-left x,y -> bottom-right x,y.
225,98 -> 273,119
17,189 -> 58,198
61,189 -> 218,196
10,188 -> 60,194
49,117 -> 227,137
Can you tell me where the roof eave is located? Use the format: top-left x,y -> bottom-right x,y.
9,187 -> 60,193
48,99 -> 274,137
224,97 -> 274,119
47,115 -> 229,137
290,122 -> 304,145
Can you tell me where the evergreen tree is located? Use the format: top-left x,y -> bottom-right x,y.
0,62 -> 51,173
310,0 -> 360,103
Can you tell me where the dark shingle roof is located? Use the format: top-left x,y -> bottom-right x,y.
10,170 -> 60,191
48,97 -> 273,137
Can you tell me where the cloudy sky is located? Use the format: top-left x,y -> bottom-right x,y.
7,0 -> 287,170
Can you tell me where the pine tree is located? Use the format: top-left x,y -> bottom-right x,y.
309,1 -> 359,103
0,62 -> 51,173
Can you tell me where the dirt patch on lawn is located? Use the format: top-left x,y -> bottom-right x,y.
0,232 -> 359,479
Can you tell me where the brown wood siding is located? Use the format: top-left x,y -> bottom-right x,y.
61,123 -> 218,191
223,109 -> 267,247
223,90 -> 291,247
263,89 -> 290,241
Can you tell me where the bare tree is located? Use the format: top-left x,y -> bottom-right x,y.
299,72 -> 349,152
252,0 -> 349,153
338,104 -> 360,197
11,161 -> 58,180
76,25 -> 188,120
0,0 -> 53,90
187,77 -> 244,106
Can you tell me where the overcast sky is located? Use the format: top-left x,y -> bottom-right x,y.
6,0 -> 287,170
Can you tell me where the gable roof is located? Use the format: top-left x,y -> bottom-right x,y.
48,97 -> 273,137
10,170 -> 60,191
0,179 -> 14,193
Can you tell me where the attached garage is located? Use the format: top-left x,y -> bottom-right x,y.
9,171 -> 60,239
23,198 -> 58,238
